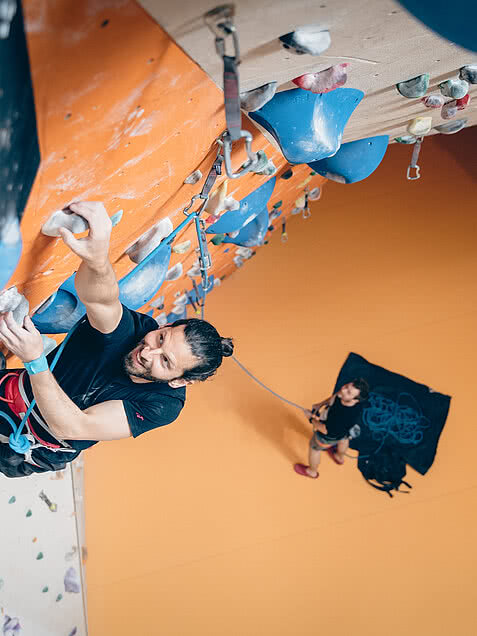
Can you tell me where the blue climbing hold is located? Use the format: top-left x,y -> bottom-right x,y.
397,0 -> 477,53
118,240 -> 171,310
308,135 -> 389,184
223,208 -> 269,247
32,274 -> 86,334
34,240 -> 173,333
248,87 -> 364,165
206,177 -> 276,235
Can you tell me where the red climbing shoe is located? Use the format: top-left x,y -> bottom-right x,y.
294,463 -> 318,478
327,448 -> 344,465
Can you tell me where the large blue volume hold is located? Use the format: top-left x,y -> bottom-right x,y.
308,135 -> 389,184
249,87 -> 364,165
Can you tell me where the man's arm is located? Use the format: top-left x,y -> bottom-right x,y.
29,369 -> 132,441
59,201 -> 122,334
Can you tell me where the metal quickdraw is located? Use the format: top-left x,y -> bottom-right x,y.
205,4 -> 259,179
302,190 -> 311,219
406,137 -> 423,180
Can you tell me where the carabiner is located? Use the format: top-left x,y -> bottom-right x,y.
204,5 -> 240,61
219,130 -> 258,179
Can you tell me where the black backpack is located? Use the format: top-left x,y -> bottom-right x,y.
358,447 -> 412,497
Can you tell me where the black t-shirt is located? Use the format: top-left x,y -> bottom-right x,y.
320,398 -> 362,441
23,304 -> 186,451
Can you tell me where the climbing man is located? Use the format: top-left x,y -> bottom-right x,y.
0,201 -> 233,478
294,379 -> 369,479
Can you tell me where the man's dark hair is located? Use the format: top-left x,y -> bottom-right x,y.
351,377 -> 369,401
171,318 -> 234,382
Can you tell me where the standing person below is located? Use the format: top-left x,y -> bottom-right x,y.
294,379 -> 369,479
0,201 -> 233,478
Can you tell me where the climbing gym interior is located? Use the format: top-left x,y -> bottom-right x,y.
1,1 -> 476,634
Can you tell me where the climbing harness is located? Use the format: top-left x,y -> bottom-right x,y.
406,136 -> 423,180
204,4 -> 259,179
0,319 -> 84,457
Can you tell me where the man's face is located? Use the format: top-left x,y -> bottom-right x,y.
123,325 -> 199,386
337,383 -> 360,403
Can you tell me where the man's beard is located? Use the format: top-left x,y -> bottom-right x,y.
122,350 -> 167,383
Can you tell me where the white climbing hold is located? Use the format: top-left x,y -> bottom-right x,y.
240,82 -> 277,112
41,209 -> 88,237
214,278 -> 221,287
149,295 -> 164,309
394,135 -> 417,144
407,116 -> 432,136
235,246 -> 253,259
110,209 -> 123,227
292,63 -> 348,94
172,240 -> 191,254
0,206 -> 21,244
204,181 -> 228,216
228,230 -> 240,239
187,261 -> 201,278
174,294 -> 188,307
233,255 -> 244,268
41,335 -> 57,356
125,217 -> 173,264
223,196 -> 240,212
184,170 -> 202,185
421,94 -> 445,109
308,187 -> 321,201
0,286 -> 29,325
291,207 -> 302,215
165,263 -> 183,281
279,26 -> 331,56
156,312 -> 167,327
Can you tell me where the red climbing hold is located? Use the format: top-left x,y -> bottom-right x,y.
292,63 -> 348,94
456,94 -> 470,110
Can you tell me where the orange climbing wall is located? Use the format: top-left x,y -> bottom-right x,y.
84,128 -> 477,635
7,0 -> 323,354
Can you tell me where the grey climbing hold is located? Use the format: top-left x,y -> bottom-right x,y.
235,246 -> 253,259
64,567 -> 81,593
441,100 -> 457,119
421,94 -> 445,108
0,286 -> 29,325
165,263 -> 183,281
240,81 -> 277,112
439,79 -> 468,99
110,209 -> 123,227
396,73 -> 429,98
41,209 -> 88,237
434,118 -> 467,134
125,217 -> 173,264
279,26 -> 331,56
3,616 -> 21,636
184,170 -> 202,185
459,65 -> 477,84
187,262 -> 201,278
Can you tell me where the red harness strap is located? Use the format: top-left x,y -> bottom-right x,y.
0,372 -> 61,449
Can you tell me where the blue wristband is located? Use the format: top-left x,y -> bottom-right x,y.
24,354 -> 49,375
